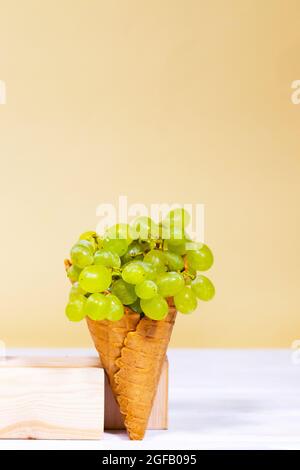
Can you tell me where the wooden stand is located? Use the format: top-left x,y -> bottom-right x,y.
0,357 -> 104,440
0,356 -> 168,439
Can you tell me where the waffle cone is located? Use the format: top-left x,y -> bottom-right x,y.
86,309 -> 141,396
65,259 -> 176,440
87,300 -> 176,440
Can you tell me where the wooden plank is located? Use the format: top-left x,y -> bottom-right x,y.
1,356 -> 100,368
0,355 -> 168,435
0,364 -> 104,440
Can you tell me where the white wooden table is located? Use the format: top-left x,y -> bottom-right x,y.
1,349 -> 299,450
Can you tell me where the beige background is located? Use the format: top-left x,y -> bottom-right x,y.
0,0 -> 299,348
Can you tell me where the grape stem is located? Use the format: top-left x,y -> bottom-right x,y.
64,259 -> 72,271
182,255 -> 196,281
183,255 -> 188,271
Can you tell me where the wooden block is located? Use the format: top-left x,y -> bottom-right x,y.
0,357 -> 104,440
104,357 -> 168,430
0,355 -> 168,437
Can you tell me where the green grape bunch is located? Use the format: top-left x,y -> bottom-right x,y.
64,209 -> 215,323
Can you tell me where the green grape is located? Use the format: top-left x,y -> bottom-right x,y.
191,275 -> 215,301
164,251 -> 184,271
70,243 -> 94,269
135,280 -> 158,299
141,295 -> 169,320
162,224 -> 185,245
79,231 -> 96,240
67,265 -> 82,283
184,239 -> 203,251
106,295 -> 124,321
69,281 -> 86,300
186,244 -> 213,271
79,231 -> 97,251
65,295 -> 87,322
170,229 -> 185,245
127,241 -> 146,257
166,241 -> 187,256
103,237 -> 128,256
121,241 -> 145,264
77,239 -> 95,253
122,252 -> 144,264
143,250 -> 166,273
129,298 -> 142,313
105,224 -> 132,244
79,265 -> 112,293
156,272 -> 184,297
94,249 -> 121,269
136,261 -> 158,281
76,239 -> 92,248
130,216 -> 160,240
84,293 -> 108,320
174,286 -> 197,314
111,279 -> 137,305
122,261 -> 147,285
140,240 -> 151,251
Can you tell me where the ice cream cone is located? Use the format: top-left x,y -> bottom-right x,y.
65,259 -> 177,440
87,299 -> 176,440
86,309 -> 140,396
